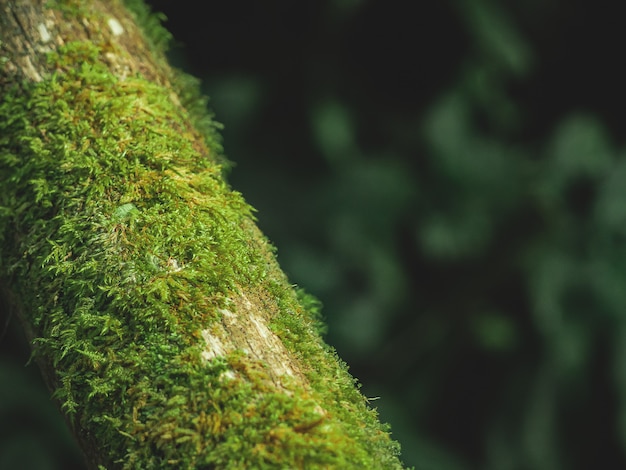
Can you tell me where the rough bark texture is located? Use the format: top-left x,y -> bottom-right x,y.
0,1 -> 405,469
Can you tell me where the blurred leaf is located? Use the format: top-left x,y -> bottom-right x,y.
547,114 -> 613,185
459,0 -> 532,77
470,311 -> 518,352
206,75 -> 262,132
418,205 -> 492,259
311,100 -> 357,167
594,155 -> 626,233
424,91 -> 524,199
526,250 -> 573,337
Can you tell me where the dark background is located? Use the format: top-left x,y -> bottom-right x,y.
3,0 -> 626,468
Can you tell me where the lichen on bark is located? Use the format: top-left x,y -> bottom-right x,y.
0,1 -> 406,468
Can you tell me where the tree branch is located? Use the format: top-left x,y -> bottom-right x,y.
0,0 -> 404,468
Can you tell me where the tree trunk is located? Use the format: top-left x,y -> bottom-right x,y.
0,1 -> 404,468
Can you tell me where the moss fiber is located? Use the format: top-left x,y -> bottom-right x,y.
0,2 -> 404,469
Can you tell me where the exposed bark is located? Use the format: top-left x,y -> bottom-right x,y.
0,1 -> 405,468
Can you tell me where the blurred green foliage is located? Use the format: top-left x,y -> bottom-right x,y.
3,0 -> 626,468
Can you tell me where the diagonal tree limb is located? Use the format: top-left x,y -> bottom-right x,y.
0,0 -> 405,468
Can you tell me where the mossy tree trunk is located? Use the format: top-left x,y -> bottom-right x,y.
0,1 -> 404,468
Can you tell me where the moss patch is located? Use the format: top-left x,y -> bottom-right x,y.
0,10 -> 404,470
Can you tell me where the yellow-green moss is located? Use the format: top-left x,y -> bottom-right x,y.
0,5 -> 405,469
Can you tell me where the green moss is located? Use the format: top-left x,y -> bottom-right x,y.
119,0 -> 225,164
0,6 -> 405,469
121,0 -> 173,54
46,0 -> 91,18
